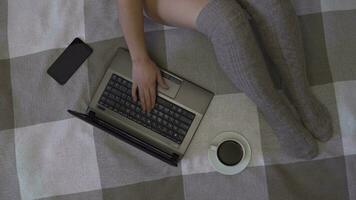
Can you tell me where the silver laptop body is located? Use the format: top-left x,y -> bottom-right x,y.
83,48 -> 213,164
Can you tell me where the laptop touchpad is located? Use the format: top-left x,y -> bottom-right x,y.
158,72 -> 181,99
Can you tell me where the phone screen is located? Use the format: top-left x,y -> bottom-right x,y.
47,38 -> 93,85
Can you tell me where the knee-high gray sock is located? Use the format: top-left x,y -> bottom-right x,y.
196,0 -> 318,159
238,0 -> 333,142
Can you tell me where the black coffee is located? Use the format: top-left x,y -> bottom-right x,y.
217,140 -> 244,166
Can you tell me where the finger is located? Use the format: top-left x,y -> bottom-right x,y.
144,89 -> 151,112
157,71 -> 169,89
138,87 -> 146,111
149,86 -> 156,110
131,82 -> 138,102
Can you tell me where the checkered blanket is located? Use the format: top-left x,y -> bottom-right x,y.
1,0 -> 355,199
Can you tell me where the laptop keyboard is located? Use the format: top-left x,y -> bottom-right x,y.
98,74 -> 195,144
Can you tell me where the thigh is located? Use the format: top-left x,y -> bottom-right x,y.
143,0 -> 209,29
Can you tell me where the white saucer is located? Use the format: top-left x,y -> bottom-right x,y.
208,131 -> 251,175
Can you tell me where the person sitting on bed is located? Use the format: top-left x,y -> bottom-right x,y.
116,0 -> 333,159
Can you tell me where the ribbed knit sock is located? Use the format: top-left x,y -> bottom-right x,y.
196,0 -> 318,159
286,86 -> 333,142
238,0 -> 333,142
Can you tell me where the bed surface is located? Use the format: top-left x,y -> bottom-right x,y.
0,0 -> 356,199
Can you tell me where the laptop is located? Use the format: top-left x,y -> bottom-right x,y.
68,47 -> 214,166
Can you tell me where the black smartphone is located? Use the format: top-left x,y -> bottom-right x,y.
47,38 -> 93,85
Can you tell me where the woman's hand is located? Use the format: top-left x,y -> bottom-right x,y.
131,57 -> 169,112
116,0 -> 167,112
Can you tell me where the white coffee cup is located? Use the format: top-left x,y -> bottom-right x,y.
210,139 -> 245,166
208,131 -> 251,175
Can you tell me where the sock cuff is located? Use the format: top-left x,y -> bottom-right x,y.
195,0 -> 246,37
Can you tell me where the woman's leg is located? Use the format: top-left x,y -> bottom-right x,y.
142,0 -> 209,29
238,0 -> 333,141
143,0 -> 318,158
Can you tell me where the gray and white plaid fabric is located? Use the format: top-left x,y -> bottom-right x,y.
1,0 -> 355,199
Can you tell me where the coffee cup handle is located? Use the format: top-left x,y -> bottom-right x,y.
210,145 -> 218,151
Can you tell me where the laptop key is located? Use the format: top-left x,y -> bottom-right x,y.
174,119 -> 180,126
178,128 -> 186,136
106,99 -> 115,107
163,107 -> 169,114
163,114 -> 169,120
130,104 -> 135,109
173,126 -> 178,131
119,86 -> 127,92
127,95 -> 132,102
168,130 -> 173,136
108,81 -> 115,86
180,123 -> 190,131
168,116 -> 174,123
173,133 -> 179,139
179,116 -> 191,125
130,111 -> 135,116
182,110 -> 195,120
153,109 -> 158,115
142,117 -> 147,123
112,89 -> 121,96
162,127 -> 167,132
157,97 -> 172,108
